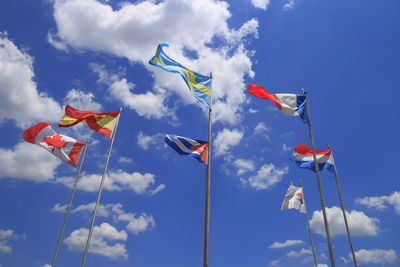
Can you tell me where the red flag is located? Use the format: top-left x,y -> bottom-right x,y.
23,122 -> 84,167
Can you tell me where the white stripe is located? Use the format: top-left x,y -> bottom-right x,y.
275,94 -> 298,116
293,152 -> 334,164
168,136 -> 198,154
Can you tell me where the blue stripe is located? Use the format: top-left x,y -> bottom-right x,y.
296,95 -> 309,125
164,134 -> 207,163
293,160 -> 335,173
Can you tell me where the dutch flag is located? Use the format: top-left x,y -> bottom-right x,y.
291,143 -> 335,172
164,134 -> 208,164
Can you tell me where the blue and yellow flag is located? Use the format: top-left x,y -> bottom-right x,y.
149,44 -> 212,108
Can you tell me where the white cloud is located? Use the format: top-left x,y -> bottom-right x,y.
214,128 -> 243,156
268,239 -> 304,249
137,131 -> 163,150
50,0 -> 258,125
0,143 -> 61,182
64,222 -> 128,259
0,33 -> 62,128
254,122 -> 270,136
57,169 -> 165,195
356,191 -> 400,215
0,229 -> 25,254
248,108 -> 258,114
241,163 -> 288,190
283,0 -> 295,10
317,265 -> 328,267
64,89 -> 102,112
90,64 -> 172,119
118,157 -> 133,164
269,259 -> 280,266
43,264 -> 52,267
309,206 -> 379,237
233,159 -> 255,175
52,202 -> 155,235
250,0 -> 271,10
281,143 -> 292,152
352,249 -> 398,265
287,248 -> 312,257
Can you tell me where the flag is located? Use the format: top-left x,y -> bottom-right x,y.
149,43 -> 212,108
281,183 -> 306,214
58,105 -> 120,138
23,122 -> 84,167
164,134 -> 208,164
291,143 -> 335,172
247,83 -> 309,125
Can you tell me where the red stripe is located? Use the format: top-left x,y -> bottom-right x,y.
294,143 -> 331,156
22,122 -> 51,143
68,141 -> 85,167
247,84 -> 282,110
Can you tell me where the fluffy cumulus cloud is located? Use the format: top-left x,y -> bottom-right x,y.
0,33 -> 62,128
50,0 -> 258,125
214,128 -> 243,156
137,131 -> 164,150
52,202 -> 155,235
286,248 -> 312,257
356,191 -> 400,215
310,206 -> 379,237
240,163 -> 288,190
64,222 -> 128,259
283,0 -> 295,10
0,229 -> 25,254
90,64 -> 172,119
233,159 -> 255,175
268,239 -> 304,249
64,89 -> 102,112
250,0 -> 271,10
57,169 -> 165,195
0,143 -> 61,182
347,249 -> 398,265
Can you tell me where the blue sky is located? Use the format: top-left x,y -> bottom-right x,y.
0,0 -> 399,266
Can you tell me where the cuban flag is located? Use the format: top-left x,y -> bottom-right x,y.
164,134 -> 208,164
291,143 -> 335,172
247,83 -> 309,125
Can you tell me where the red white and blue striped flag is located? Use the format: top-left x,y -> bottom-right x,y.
291,143 -> 335,172
164,134 -> 208,164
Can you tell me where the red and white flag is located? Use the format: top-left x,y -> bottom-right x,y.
23,122 -> 84,167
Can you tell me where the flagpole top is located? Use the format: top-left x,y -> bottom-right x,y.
301,88 -> 307,95
298,179 -> 303,187
209,72 -> 213,78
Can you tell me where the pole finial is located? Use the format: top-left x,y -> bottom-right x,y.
301,88 -> 307,95
210,72 -> 213,78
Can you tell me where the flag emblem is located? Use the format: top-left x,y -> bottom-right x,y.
58,105 -> 120,138
281,184 -> 306,214
149,44 -> 212,108
164,134 -> 208,164
23,122 -> 84,166
291,143 -> 335,172
247,83 -> 309,125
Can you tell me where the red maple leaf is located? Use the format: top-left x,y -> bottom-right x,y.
44,135 -> 68,148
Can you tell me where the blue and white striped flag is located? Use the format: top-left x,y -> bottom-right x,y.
164,134 -> 208,164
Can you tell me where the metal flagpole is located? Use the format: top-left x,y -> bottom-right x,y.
328,144 -> 358,267
299,179 -> 318,267
51,138 -> 90,267
81,107 -> 122,267
203,73 -> 213,267
302,89 -> 336,267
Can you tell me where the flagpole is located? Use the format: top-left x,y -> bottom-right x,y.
302,89 -> 336,267
328,144 -> 358,267
299,179 -> 318,267
80,107 -> 122,267
203,73 -> 213,267
51,138 -> 90,267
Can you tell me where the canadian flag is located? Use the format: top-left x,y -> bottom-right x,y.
23,122 -> 84,167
